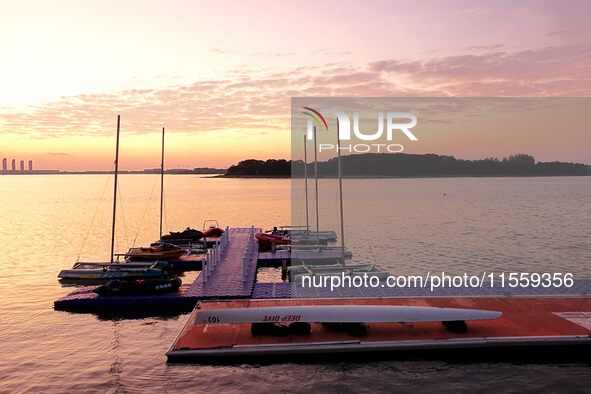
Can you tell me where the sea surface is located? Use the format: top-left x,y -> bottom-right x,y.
0,174 -> 589,393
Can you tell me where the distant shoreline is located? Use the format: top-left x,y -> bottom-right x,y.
215,174 -> 290,178
0,170 -> 226,176
2,173 -> 589,179
5,152 -> 590,178
225,154 -> 591,178
218,174 -> 591,179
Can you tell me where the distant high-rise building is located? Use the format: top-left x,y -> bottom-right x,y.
19,160 -> 25,171
28,160 -> 33,172
1,158 -> 6,174
11,159 -> 16,172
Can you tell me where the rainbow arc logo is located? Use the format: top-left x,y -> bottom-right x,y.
302,107 -> 328,131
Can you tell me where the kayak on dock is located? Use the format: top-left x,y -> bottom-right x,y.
194,304 -> 502,325
166,299 -> 510,360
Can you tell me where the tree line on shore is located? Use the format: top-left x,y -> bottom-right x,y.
225,153 -> 590,177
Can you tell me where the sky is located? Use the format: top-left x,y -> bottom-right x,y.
1,0 -> 590,170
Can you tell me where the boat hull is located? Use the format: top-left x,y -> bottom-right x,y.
57,267 -> 167,283
93,277 -> 182,296
125,249 -> 186,261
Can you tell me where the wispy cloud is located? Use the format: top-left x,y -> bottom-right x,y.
544,29 -> 572,37
465,44 -> 504,51
453,7 -> 492,16
370,44 -> 591,95
210,48 -> 296,57
2,44 -> 590,138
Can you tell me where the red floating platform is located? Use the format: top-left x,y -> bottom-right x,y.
167,296 -> 591,361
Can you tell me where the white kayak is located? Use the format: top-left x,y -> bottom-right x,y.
195,305 -> 502,324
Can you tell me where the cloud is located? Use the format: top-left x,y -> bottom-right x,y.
1,44 -> 590,138
465,44 -> 504,51
544,29 -> 572,37
210,48 -> 296,57
370,44 -> 591,95
453,7 -> 492,16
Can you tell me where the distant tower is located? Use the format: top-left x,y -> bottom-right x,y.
28,160 -> 33,172
1,158 -> 6,174
11,159 -> 16,172
19,160 -> 25,171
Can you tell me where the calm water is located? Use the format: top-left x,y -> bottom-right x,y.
0,175 -> 589,393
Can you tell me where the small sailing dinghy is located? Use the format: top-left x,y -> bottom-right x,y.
58,115 -> 149,282
58,118 -> 183,283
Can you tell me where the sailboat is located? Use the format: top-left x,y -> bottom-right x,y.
58,116 -> 174,282
287,122 -> 360,271
125,127 -> 187,262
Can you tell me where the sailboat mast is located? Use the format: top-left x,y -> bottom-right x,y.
336,119 -> 345,259
159,126 -> 165,242
313,126 -> 320,244
304,134 -> 309,232
110,115 -> 121,263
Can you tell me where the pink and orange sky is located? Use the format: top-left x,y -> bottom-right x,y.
1,0 -> 590,170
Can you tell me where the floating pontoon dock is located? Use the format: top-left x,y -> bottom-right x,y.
54,227 -> 358,311
53,227 -> 591,313
55,227 -> 259,311
167,297 -> 591,361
